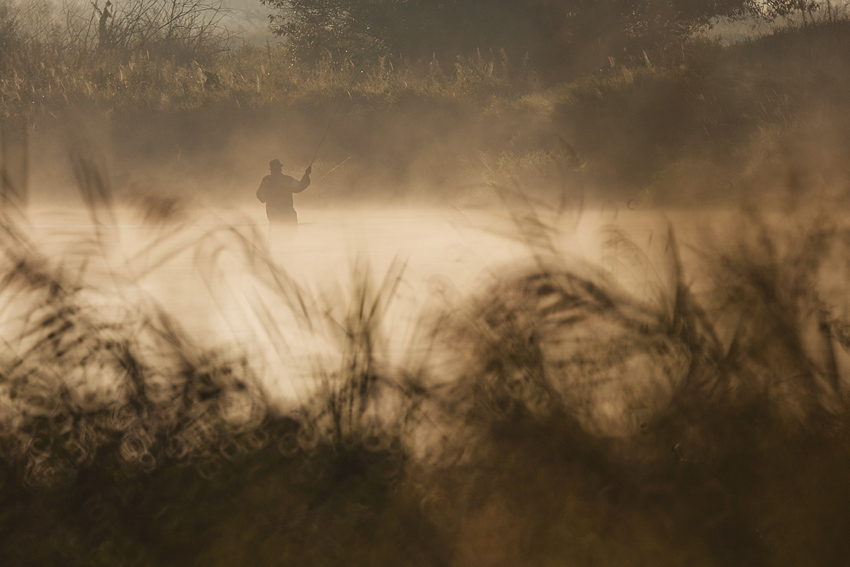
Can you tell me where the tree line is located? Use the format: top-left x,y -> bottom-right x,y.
260,0 -> 824,77
0,0 -> 829,78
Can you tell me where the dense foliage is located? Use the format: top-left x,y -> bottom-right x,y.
259,0 -> 823,75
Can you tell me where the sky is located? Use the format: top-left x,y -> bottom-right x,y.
219,0 -> 274,41
43,0 -> 277,42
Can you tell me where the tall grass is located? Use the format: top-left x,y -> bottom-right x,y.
0,139 -> 444,565
1,132 -> 849,565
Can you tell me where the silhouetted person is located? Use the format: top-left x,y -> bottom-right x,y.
257,159 -> 311,241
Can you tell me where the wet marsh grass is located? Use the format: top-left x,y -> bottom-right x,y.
3,151 -> 850,565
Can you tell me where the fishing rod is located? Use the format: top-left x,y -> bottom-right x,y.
308,90 -> 351,169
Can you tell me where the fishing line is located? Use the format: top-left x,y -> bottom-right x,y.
317,156 -> 352,183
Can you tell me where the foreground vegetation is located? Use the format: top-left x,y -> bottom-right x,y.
0,158 -> 849,565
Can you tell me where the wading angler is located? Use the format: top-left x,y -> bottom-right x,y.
257,159 -> 311,242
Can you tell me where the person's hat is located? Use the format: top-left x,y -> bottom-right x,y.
269,159 -> 282,168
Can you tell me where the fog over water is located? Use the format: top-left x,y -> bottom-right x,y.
23,200 -> 689,400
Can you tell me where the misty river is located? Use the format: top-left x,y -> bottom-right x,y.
19,203 -> 762,403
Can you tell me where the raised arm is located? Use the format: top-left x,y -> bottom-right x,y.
293,166 -> 312,194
